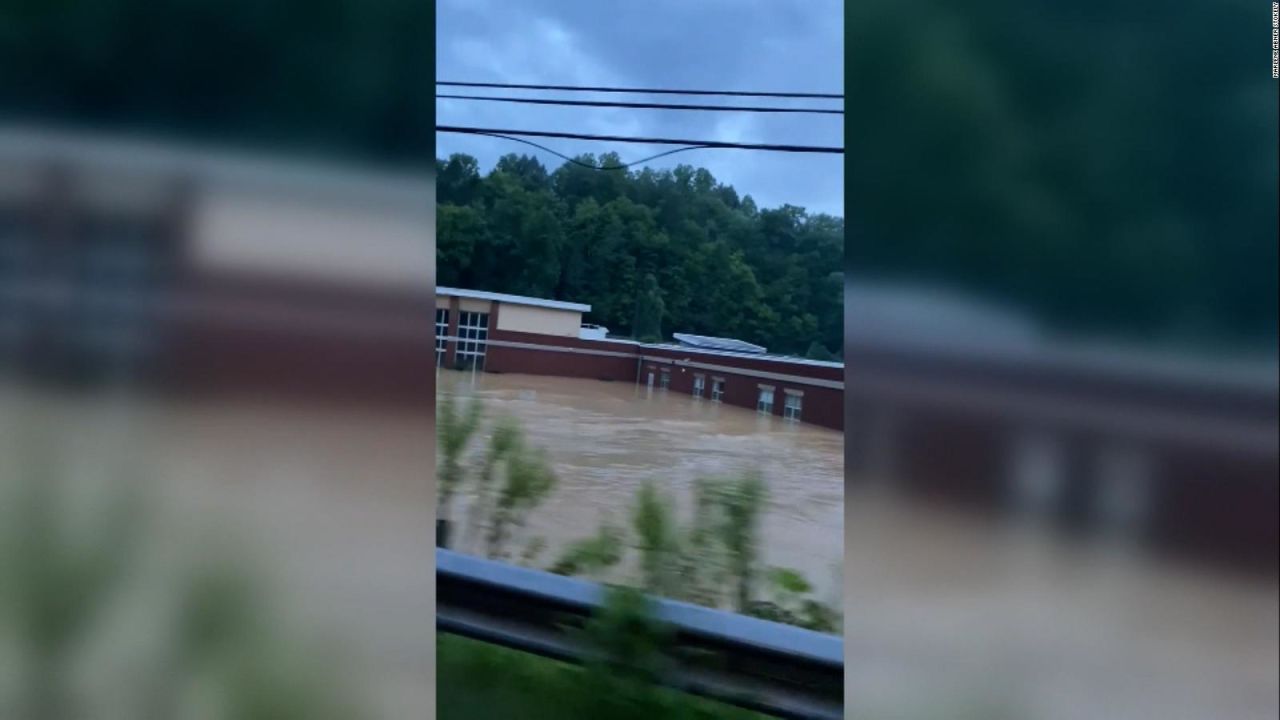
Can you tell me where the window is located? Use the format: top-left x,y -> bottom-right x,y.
783,391 -> 803,421
692,374 -> 705,397
757,385 -> 775,415
0,213 -> 35,356
435,308 -> 449,366
71,215 -> 167,368
455,310 -> 489,370
710,377 -> 725,402
659,368 -> 670,389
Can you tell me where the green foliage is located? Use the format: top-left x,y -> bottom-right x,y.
465,414 -> 522,551
0,452 -> 365,719
550,521 -> 625,579
436,392 -> 483,524
0,457 -> 141,719
744,567 -> 841,633
1,0 -> 432,164
846,0 -> 1277,351
485,442 -> 558,560
437,586 -> 767,719
632,274 -> 666,344
767,567 -> 813,595
577,586 -> 672,685
710,472 -> 767,612
437,632 -> 766,720
0,0 -> 432,166
805,341 -> 835,361
563,473 -> 789,622
630,481 -> 681,597
436,153 -> 844,355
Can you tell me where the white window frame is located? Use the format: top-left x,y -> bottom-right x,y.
659,368 -> 671,389
455,310 -> 489,370
435,308 -> 449,366
692,373 -> 705,398
710,377 -> 725,402
783,390 -> 803,421
757,384 -> 775,415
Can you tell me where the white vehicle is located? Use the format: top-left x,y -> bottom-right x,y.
579,324 -> 609,340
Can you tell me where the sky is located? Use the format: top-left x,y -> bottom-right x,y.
436,0 -> 844,217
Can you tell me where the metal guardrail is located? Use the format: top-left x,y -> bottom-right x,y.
436,548 -> 843,720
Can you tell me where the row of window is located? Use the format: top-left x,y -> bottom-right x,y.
433,316 -> 809,422
2,212 -> 168,370
684,370 -> 803,422
434,309 -> 491,370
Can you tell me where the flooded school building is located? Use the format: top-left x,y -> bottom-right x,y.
434,286 -> 845,430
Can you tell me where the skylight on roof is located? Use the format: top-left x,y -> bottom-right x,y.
672,333 -> 767,354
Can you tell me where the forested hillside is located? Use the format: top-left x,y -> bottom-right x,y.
437,153 -> 844,357
847,0 -> 1277,352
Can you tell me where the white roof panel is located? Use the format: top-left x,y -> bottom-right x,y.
672,333 -> 768,354
437,286 -> 590,313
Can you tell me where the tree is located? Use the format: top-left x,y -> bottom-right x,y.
711,472 -> 767,612
805,341 -> 835,361
437,392 -> 483,537
632,274 -> 665,343
435,154 -> 845,355
549,521 -> 625,580
630,481 -> 680,597
485,440 -> 557,561
465,415 -> 522,552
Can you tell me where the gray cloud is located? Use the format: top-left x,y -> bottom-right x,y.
437,0 -> 843,216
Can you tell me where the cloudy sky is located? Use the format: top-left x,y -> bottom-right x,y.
436,0 -> 843,217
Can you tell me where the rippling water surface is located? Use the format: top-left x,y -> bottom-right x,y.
438,369 -> 845,600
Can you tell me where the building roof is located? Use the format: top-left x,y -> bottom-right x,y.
672,333 -> 768,355
845,278 -> 1277,394
0,124 -> 432,213
437,287 -> 591,313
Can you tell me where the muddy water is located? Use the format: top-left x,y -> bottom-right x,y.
437,369 -> 845,601
843,485 -> 1279,720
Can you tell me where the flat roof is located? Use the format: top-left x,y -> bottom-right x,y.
640,341 -> 844,369
436,287 -> 591,313
0,124 -> 432,213
672,332 -> 767,355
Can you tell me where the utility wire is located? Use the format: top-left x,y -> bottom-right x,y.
437,93 -> 843,115
456,131 -> 712,170
438,125 -> 844,155
438,80 -> 843,100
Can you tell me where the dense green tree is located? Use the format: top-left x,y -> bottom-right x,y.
805,342 -> 835,362
1,0 -> 432,166
632,274 -> 665,343
436,153 -> 844,355
846,0 -> 1277,352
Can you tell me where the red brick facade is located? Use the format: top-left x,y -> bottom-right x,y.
473,327 -> 845,430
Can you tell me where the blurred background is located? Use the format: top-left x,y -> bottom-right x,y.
845,0 -> 1278,718
1,1 -> 433,718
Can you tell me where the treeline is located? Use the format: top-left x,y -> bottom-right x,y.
847,0 -> 1278,351
1,0 -> 432,166
437,153 -> 844,357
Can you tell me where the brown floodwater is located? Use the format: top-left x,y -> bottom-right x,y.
438,369 -> 1278,719
9,376 -> 1271,720
437,369 -> 846,603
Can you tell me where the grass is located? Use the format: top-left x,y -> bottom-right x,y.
437,634 -> 769,720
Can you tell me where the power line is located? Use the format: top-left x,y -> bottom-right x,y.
438,81 -> 843,100
437,94 -> 843,115
456,131 -> 711,171
437,126 -> 844,155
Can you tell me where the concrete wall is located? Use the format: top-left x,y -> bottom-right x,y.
191,190 -> 431,293
496,303 -> 582,337
457,297 -> 492,314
